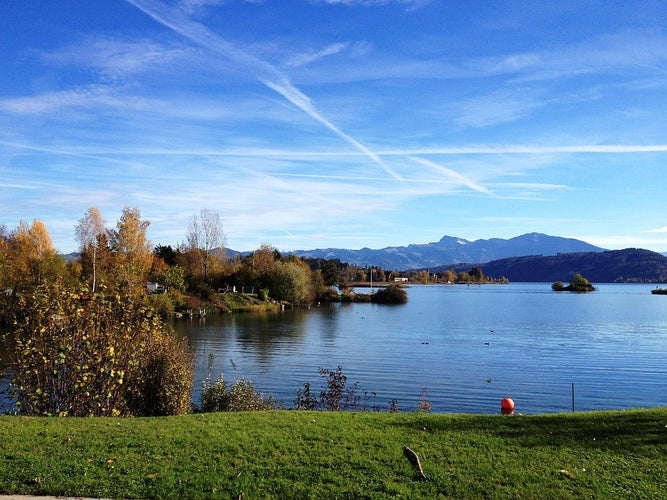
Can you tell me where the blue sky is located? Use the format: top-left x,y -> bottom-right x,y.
2,0 -> 667,254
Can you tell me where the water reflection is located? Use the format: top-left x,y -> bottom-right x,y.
173,308 -> 312,358
180,283 -> 667,413
2,284 -> 666,414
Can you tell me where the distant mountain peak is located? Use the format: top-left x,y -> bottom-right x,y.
293,233 -> 605,270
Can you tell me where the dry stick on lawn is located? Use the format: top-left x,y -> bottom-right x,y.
403,445 -> 428,481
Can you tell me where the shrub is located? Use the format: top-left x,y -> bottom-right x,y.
187,279 -> 215,300
294,382 -> 318,410
7,281 -> 193,417
125,333 -> 194,417
200,374 -> 229,413
200,375 -> 278,412
569,273 -> 595,291
315,286 -> 340,302
227,379 -> 278,411
184,295 -> 202,310
418,388 -> 432,413
551,274 -> 595,292
295,366 -> 376,411
319,366 -> 347,411
372,285 -> 408,304
146,292 -> 176,316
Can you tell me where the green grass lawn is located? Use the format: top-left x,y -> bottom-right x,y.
1,408 -> 665,499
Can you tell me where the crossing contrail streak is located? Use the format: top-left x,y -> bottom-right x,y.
411,156 -> 494,195
126,0 -> 403,180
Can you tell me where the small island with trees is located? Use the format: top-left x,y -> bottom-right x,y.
551,273 -> 596,292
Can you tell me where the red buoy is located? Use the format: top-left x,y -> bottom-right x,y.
500,397 -> 515,415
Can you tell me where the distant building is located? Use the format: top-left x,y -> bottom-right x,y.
146,282 -> 165,294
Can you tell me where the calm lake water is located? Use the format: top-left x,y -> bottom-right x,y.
174,283 -> 667,414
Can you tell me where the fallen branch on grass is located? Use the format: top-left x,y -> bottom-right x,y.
403,445 -> 428,481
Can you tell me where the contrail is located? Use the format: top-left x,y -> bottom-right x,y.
411,156 -> 494,195
385,144 -> 667,155
125,0 -> 403,180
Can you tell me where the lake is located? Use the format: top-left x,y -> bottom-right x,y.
174,283 -> 667,414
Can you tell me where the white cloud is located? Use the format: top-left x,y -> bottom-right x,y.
286,42 -> 351,68
309,0 -> 432,10
509,29 -> 667,83
39,37 -> 191,81
178,0 -> 227,15
450,90 -> 545,129
0,86 -> 155,114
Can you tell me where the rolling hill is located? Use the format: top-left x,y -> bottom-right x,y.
438,248 -> 667,283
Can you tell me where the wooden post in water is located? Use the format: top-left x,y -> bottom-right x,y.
571,383 -> 575,412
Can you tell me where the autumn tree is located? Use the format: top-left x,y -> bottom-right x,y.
109,207 -> 152,294
336,264 -> 361,286
158,264 -> 187,293
469,267 -> 484,282
310,269 -> 327,298
86,231 -> 114,289
11,221 -> 36,287
457,271 -> 471,282
354,267 -> 367,282
442,269 -> 457,283
236,244 -> 278,293
232,246 -> 316,303
373,268 -> 387,282
75,207 -> 106,292
9,219 -> 63,289
0,225 -> 10,288
148,248 -> 186,294
416,270 -> 430,284
271,259 -> 313,304
185,208 -> 225,281
252,244 -> 278,278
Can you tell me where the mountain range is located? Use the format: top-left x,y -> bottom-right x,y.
291,232 -> 605,270
63,232 -> 665,283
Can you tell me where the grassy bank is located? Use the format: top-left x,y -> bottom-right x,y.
1,408 -> 665,498
214,292 -> 281,313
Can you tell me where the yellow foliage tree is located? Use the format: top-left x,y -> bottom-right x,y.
9,219 -> 62,289
0,225 -> 10,288
109,207 -> 152,294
